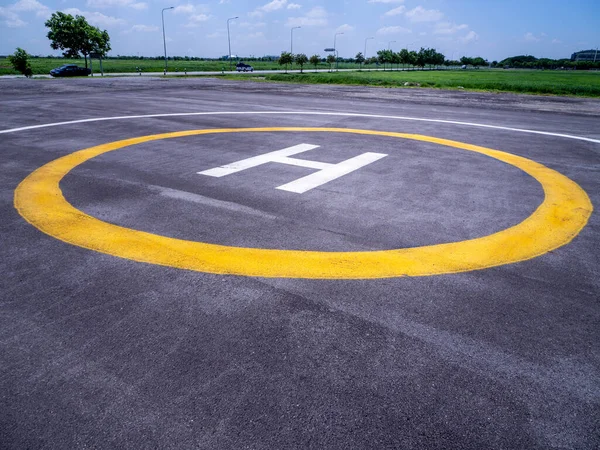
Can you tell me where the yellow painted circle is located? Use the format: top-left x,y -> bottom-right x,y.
14,127 -> 593,279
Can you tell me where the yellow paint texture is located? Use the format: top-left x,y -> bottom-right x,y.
14,128 -> 593,278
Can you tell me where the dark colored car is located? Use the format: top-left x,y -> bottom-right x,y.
236,62 -> 254,72
50,64 -> 91,77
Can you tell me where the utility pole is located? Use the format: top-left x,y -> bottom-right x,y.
227,16 -> 238,71
291,26 -> 300,71
161,6 -> 174,75
334,32 -> 343,71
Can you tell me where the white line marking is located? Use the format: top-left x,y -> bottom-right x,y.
200,144 -> 387,194
271,156 -> 331,170
277,152 -> 388,194
198,143 -> 319,177
1,111 -> 599,145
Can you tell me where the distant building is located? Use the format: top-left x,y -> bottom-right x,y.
571,49 -> 599,61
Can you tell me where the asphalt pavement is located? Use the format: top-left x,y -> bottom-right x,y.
1,77 -> 599,449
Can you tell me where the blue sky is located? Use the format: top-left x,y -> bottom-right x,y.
1,0 -> 599,61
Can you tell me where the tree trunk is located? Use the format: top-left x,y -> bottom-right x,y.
84,54 -> 88,68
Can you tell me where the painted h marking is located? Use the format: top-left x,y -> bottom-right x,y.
198,144 -> 387,193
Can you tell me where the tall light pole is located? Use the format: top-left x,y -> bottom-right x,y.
364,37 -> 373,60
227,16 -> 238,71
334,32 -> 343,70
161,6 -> 174,75
388,40 -> 396,50
291,26 -> 301,54
291,26 -> 300,71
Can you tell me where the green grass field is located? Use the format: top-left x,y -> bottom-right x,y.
2,57 -> 598,97
227,69 -> 600,97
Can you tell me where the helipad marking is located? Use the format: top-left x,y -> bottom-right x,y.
14,127 -> 593,279
199,143 -> 387,193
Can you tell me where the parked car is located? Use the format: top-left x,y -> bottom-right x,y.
50,64 -> 91,77
236,62 -> 254,72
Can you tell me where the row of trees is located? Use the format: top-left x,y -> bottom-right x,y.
499,54 -> 600,70
275,47 -> 451,73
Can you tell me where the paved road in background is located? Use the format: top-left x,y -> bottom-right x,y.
1,77 -> 599,449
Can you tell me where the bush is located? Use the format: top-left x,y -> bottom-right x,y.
8,48 -> 32,77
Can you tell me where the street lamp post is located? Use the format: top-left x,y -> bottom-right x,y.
388,40 -> 396,50
291,26 -> 300,70
161,6 -> 174,75
227,16 -> 238,71
364,37 -> 373,60
291,26 -> 301,54
334,32 -> 343,71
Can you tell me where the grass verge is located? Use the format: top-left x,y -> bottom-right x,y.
224,69 -> 600,97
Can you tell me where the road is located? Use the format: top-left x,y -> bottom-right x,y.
1,77 -> 599,449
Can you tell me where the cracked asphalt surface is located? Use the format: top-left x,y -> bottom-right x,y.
1,77 -> 599,449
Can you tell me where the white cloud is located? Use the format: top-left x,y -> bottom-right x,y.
405,6 -> 443,22
286,6 -> 327,27
86,0 -> 147,10
63,7 -> 126,27
0,7 -> 26,27
0,0 -> 50,26
12,0 -> 50,16
287,3 -> 301,9
460,30 -> 479,43
261,0 -> 287,12
336,23 -> 354,33
130,24 -> 158,32
184,14 -> 210,27
248,31 -> 265,39
239,21 -> 266,29
376,25 -> 411,35
383,6 -> 405,16
434,22 -> 468,35
368,0 -> 404,3
249,0 -> 288,17
524,32 -> 541,42
552,38 -> 562,44
174,4 -> 209,14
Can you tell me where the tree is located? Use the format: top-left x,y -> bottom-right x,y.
391,51 -> 401,70
377,49 -> 393,70
398,49 -> 409,70
407,51 -> 418,70
355,52 -> 365,68
45,12 -> 111,69
295,53 -> 308,73
460,56 -> 473,67
8,48 -> 33,77
326,54 -> 335,71
309,54 -> 320,72
278,51 -> 293,73
471,57 -> 487,68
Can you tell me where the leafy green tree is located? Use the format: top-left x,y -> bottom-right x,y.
326,54 -> 336,71
355,51 -> 365,68
278,51 -> 293,73
391,51 -> 401,70
377,49 -> 393,70
399,48 -> 409,70
309,54 -> 320,72
471,57 -> 487,67
295,53 -> 308,73
415,47 -> 427,69
45,12 -> 111,69
460,56 -> 473,67
8,47 -> 33,77
407,51 -> 418,70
